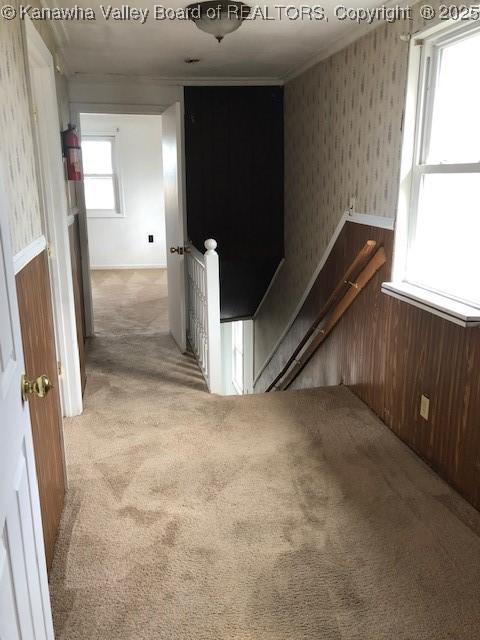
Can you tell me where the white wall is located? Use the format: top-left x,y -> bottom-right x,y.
81,113 -> 166,268
220,320 -> 254,396
220,322 -> 237,396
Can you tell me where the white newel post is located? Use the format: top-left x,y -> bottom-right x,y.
204,239 -> 222,394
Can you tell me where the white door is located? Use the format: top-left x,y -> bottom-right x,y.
0,169 -> 54,638
162,102 -> 187,352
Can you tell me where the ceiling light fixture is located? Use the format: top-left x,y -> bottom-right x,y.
186,1 -> 251,43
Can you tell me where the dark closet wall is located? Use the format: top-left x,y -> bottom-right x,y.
184,86 -> 284,320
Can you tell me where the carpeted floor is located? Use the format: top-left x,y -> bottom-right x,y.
49,269 -> 480,639
90,269 -> 170,336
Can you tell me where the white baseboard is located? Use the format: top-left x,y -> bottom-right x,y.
90,263 -> 167,270
253,211 -> 394,385
13,235 -> 47,275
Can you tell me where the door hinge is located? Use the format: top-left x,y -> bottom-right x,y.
57,361 -> 62,375
47,243 -> 53,258
32,104 -> 38,122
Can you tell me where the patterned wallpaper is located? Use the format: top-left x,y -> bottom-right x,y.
254,19 -> 411,378
0,1 -> 44,254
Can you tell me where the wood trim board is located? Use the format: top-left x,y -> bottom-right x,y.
254,212 -> 395,383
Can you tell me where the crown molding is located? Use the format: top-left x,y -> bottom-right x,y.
39,0 -> 70,46
38,0 -> 73,76
177,77 -> 283,85
54,49 -> 71,77
282,0 -> 413,83
49,0 -> 416,87
282,26 -> 378,83
69,72 -> 283,86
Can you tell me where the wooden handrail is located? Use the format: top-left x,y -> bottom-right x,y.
277,247 -> 387,390
266,240 -> 378,392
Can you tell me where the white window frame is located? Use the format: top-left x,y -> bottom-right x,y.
82,133 -> 124,218
384,20 -> 480,327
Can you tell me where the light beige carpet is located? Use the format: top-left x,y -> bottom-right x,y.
90,269 -> 169,336
49,270 -> 480,639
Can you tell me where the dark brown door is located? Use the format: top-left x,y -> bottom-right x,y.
16,249 -> 66,571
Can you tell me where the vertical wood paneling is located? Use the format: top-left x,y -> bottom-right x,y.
69,215 -> 86,393
184,86 -> 284,320
262,222 -> 480,511
273,222 -> 393,418
16,250 -> 65,570
385,298 -> 480,508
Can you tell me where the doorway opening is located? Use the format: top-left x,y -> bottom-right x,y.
79,112 -> 169,337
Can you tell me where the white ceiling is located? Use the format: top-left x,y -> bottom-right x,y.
48,0 -> 388,80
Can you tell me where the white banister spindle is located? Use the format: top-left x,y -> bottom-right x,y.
204,239 -> 221,394
186,238 -> 222,394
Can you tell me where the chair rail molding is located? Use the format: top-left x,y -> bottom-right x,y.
13,235 -> 47,275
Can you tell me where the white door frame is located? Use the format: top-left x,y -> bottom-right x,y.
162,101 -> 188,352
24,17 -> 83,417
69,101 -> 174,338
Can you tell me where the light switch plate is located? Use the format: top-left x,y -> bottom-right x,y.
420,394 -> 430,421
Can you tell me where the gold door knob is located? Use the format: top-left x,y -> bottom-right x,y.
21,374 -> 54,401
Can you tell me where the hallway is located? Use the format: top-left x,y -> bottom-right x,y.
49,271 -> 480,640
90,269 -> 170,336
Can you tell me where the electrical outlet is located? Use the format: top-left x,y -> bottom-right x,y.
148,234 -> 154,243
420,394 -> 430,421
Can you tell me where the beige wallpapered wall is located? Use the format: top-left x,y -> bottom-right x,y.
0,2 -> 44,254
0,1 -> 68,254
254,19 -> 411,378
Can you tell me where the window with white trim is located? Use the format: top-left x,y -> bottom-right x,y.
394,23 -> 480,313
82,135 -> 122,216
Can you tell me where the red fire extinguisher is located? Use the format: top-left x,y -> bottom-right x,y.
61,124 -> 82,181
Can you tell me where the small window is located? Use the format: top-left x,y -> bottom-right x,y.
81,136 -> 122,217
232,321 -> 243,394
393,23 -> 480,313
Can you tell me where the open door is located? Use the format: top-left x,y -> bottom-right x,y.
0,169 -> 55,638
162,102 -> 187,352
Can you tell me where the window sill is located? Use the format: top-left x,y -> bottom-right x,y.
381,282 -> 480,327
86,210 -> 124,219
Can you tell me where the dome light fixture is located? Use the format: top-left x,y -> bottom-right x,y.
186,1 -> 251,43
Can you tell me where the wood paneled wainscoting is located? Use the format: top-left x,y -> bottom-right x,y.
69,214 -> 87,393
256,221 -> 480,511
16,249 -> 66,570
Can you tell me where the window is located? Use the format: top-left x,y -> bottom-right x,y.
82,136 -> 122,216
386,23 -> 480,324
232,321 -> 244,394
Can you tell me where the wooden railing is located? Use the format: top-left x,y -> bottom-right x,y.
267,241 -> 387,391
186,239 -> 222,394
